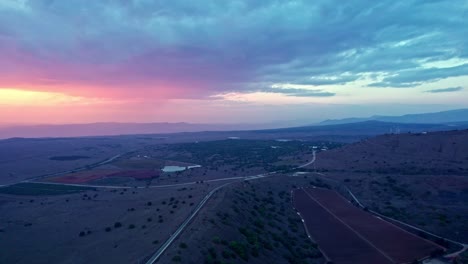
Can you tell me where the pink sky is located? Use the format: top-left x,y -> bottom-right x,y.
1,1 -> 467,125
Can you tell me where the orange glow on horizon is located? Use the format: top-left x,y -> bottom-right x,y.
0,88 -> 97,106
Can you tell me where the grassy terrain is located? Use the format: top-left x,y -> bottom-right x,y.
313,130 -> 468,244
147,139 -> 342,171
159,176 -> 325,264
0,182 -> 220,264
0,183 -> 95,195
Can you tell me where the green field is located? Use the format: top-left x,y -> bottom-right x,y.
49,155 -> 91,161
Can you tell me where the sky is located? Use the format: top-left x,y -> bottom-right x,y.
0,0 -> 467,125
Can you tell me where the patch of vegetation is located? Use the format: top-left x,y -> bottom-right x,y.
159,139 -> 341,171
179,242 -> 188,249
197,180 -> 323,264
171,255 -> 182,262
49,155 -> 90,161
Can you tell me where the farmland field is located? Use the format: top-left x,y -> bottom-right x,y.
293,187 -> 443,264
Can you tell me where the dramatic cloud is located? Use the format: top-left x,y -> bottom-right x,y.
0,0 -> 467,124
1,0 -> 468,98
370,64 -> 468,88
425,86 -> 464,93
261,88 -> 335,97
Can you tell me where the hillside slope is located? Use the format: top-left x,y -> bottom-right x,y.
319,108 -> 468,125
315,129 -> 468,175
313,129 -> 468,243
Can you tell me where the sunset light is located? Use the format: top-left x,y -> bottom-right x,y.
0,2 -> 467,264
0,88 -> 91,106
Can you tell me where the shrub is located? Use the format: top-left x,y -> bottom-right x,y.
179,242 -> 187,249
128,224 -> 135,229
114,222 -> 122,228
251,245 -> 259,257
229,241 -> 248,261
222,250 -> 231,259
208,247 -> 217,259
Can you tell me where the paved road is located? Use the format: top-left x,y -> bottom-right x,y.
35,176 -> 246,190
4,150 -> 315,190
144,182 -> 232,264
143,156 -> 315,264
445,244 -> 468,258
296,150 -> 316,168
144,172 -> 274,264
0,150 -> 316,263
0,153 -> 128,188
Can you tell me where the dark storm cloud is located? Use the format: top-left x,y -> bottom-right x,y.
425,86 -> 464,93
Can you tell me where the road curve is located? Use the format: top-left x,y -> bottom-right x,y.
143,156 -> 315,264
0,150 -> 316,263
296,150 -> 316,169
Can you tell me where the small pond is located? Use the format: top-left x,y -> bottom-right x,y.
161,165 -> 201,173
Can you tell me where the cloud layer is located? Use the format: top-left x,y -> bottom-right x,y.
1,0 -> 467,100
425,86 -> 464,93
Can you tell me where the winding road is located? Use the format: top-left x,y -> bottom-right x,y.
0,150 -> 318,263
143,152 -> 315,263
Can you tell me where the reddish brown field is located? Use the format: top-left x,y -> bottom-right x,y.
106,170 -> 160,180
293,187 -> 443,264
46,169 -> 159,183
45,170 -> 117,183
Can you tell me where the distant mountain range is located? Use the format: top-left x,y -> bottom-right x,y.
257,120 -> 468,136
318,109 -> 468,125
1,109 -> 468,139
0,122 -> 280,139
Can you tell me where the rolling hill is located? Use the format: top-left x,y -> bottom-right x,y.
319,108 -> 468,125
